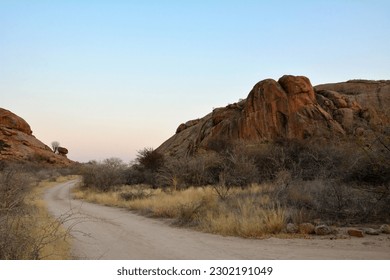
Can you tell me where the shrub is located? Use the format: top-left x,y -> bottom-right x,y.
206,137 -> 235,154
136,148 -> 164,172
80,158 -> 127,192
155,153 -> 224,188
0,164 -> 71,259
128,148 -> 165,187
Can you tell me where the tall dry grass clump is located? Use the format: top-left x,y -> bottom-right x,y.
128,187 -> 211,218
74,182 -> 287,238
0,164 -> 72,260
198,188 -> 286,238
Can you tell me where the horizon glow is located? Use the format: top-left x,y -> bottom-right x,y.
1,0 -> 389,162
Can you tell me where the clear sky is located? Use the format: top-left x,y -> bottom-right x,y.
1,0 -> 389,162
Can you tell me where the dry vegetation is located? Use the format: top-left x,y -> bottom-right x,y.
0,163 -> 73,259
73,184 -> 287,238
74,135 -> 390,238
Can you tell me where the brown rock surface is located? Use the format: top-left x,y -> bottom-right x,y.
348,228 -> 365,238
57,147 -> 69,155
363,228 -> 380,235
0,108 -> 73,166
315,80 -> 390,130
157,75 -> 390,158
299,223 -> 316,234
0,108 -> 32,135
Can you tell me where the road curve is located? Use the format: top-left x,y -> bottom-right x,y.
44,180 -> 390,260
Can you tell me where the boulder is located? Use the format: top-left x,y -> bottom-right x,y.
299,223 -> 316,234
363,228 -> 380,235
57,147 -> 68,155
380,224 -> 390,234
286,223 -> 299,234
176,123 -> 188,134
314,225 -> 332,235
347,228 -> 364,237
318,90 -> 350,109
240,76 -> 345,141
176,119 -> 201,134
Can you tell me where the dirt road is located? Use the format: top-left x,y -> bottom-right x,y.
44,180 -> 390,260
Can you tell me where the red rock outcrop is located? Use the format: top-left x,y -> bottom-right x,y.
0,108 -> 32,135
0,108 -> 73,165
157,75 -> 390,158
315,79 -> 390,133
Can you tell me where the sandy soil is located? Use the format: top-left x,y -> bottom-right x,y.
44,180 -> 390,260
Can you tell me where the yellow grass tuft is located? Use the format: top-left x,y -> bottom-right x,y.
128,186 -> 216,218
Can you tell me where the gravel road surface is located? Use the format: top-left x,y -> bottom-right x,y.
44,180 -> 390,260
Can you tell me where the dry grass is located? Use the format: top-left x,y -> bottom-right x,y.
74,183 -> 287,238
27,176 -> 76,259
198,195 -> 286,238
1,172 -> 74,260
129,187 -> 216,218
72,187 -> 123,206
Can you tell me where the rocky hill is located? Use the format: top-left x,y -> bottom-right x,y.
157,75 -> 390,157
0,108 -> 73,165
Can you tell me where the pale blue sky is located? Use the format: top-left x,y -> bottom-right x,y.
1,0 -> 389,162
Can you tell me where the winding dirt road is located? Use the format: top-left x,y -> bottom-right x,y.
44,179 -> 390,260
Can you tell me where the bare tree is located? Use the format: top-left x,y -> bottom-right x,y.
51,141 -> 60,154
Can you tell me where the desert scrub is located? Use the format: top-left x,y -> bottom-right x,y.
0,166 -> 72,260
27,175 -> 75,259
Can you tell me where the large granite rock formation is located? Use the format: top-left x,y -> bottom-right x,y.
0,108 -> 73,165
157,75 -> 390,158
315,79 -> 390,132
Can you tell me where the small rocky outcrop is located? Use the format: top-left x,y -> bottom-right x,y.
0,108 -> 73,165
157,75 -> 390,158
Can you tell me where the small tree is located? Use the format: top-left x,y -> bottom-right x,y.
136,148 -> 164,172
51,141 -> 60,154
130,148 -> 165,187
